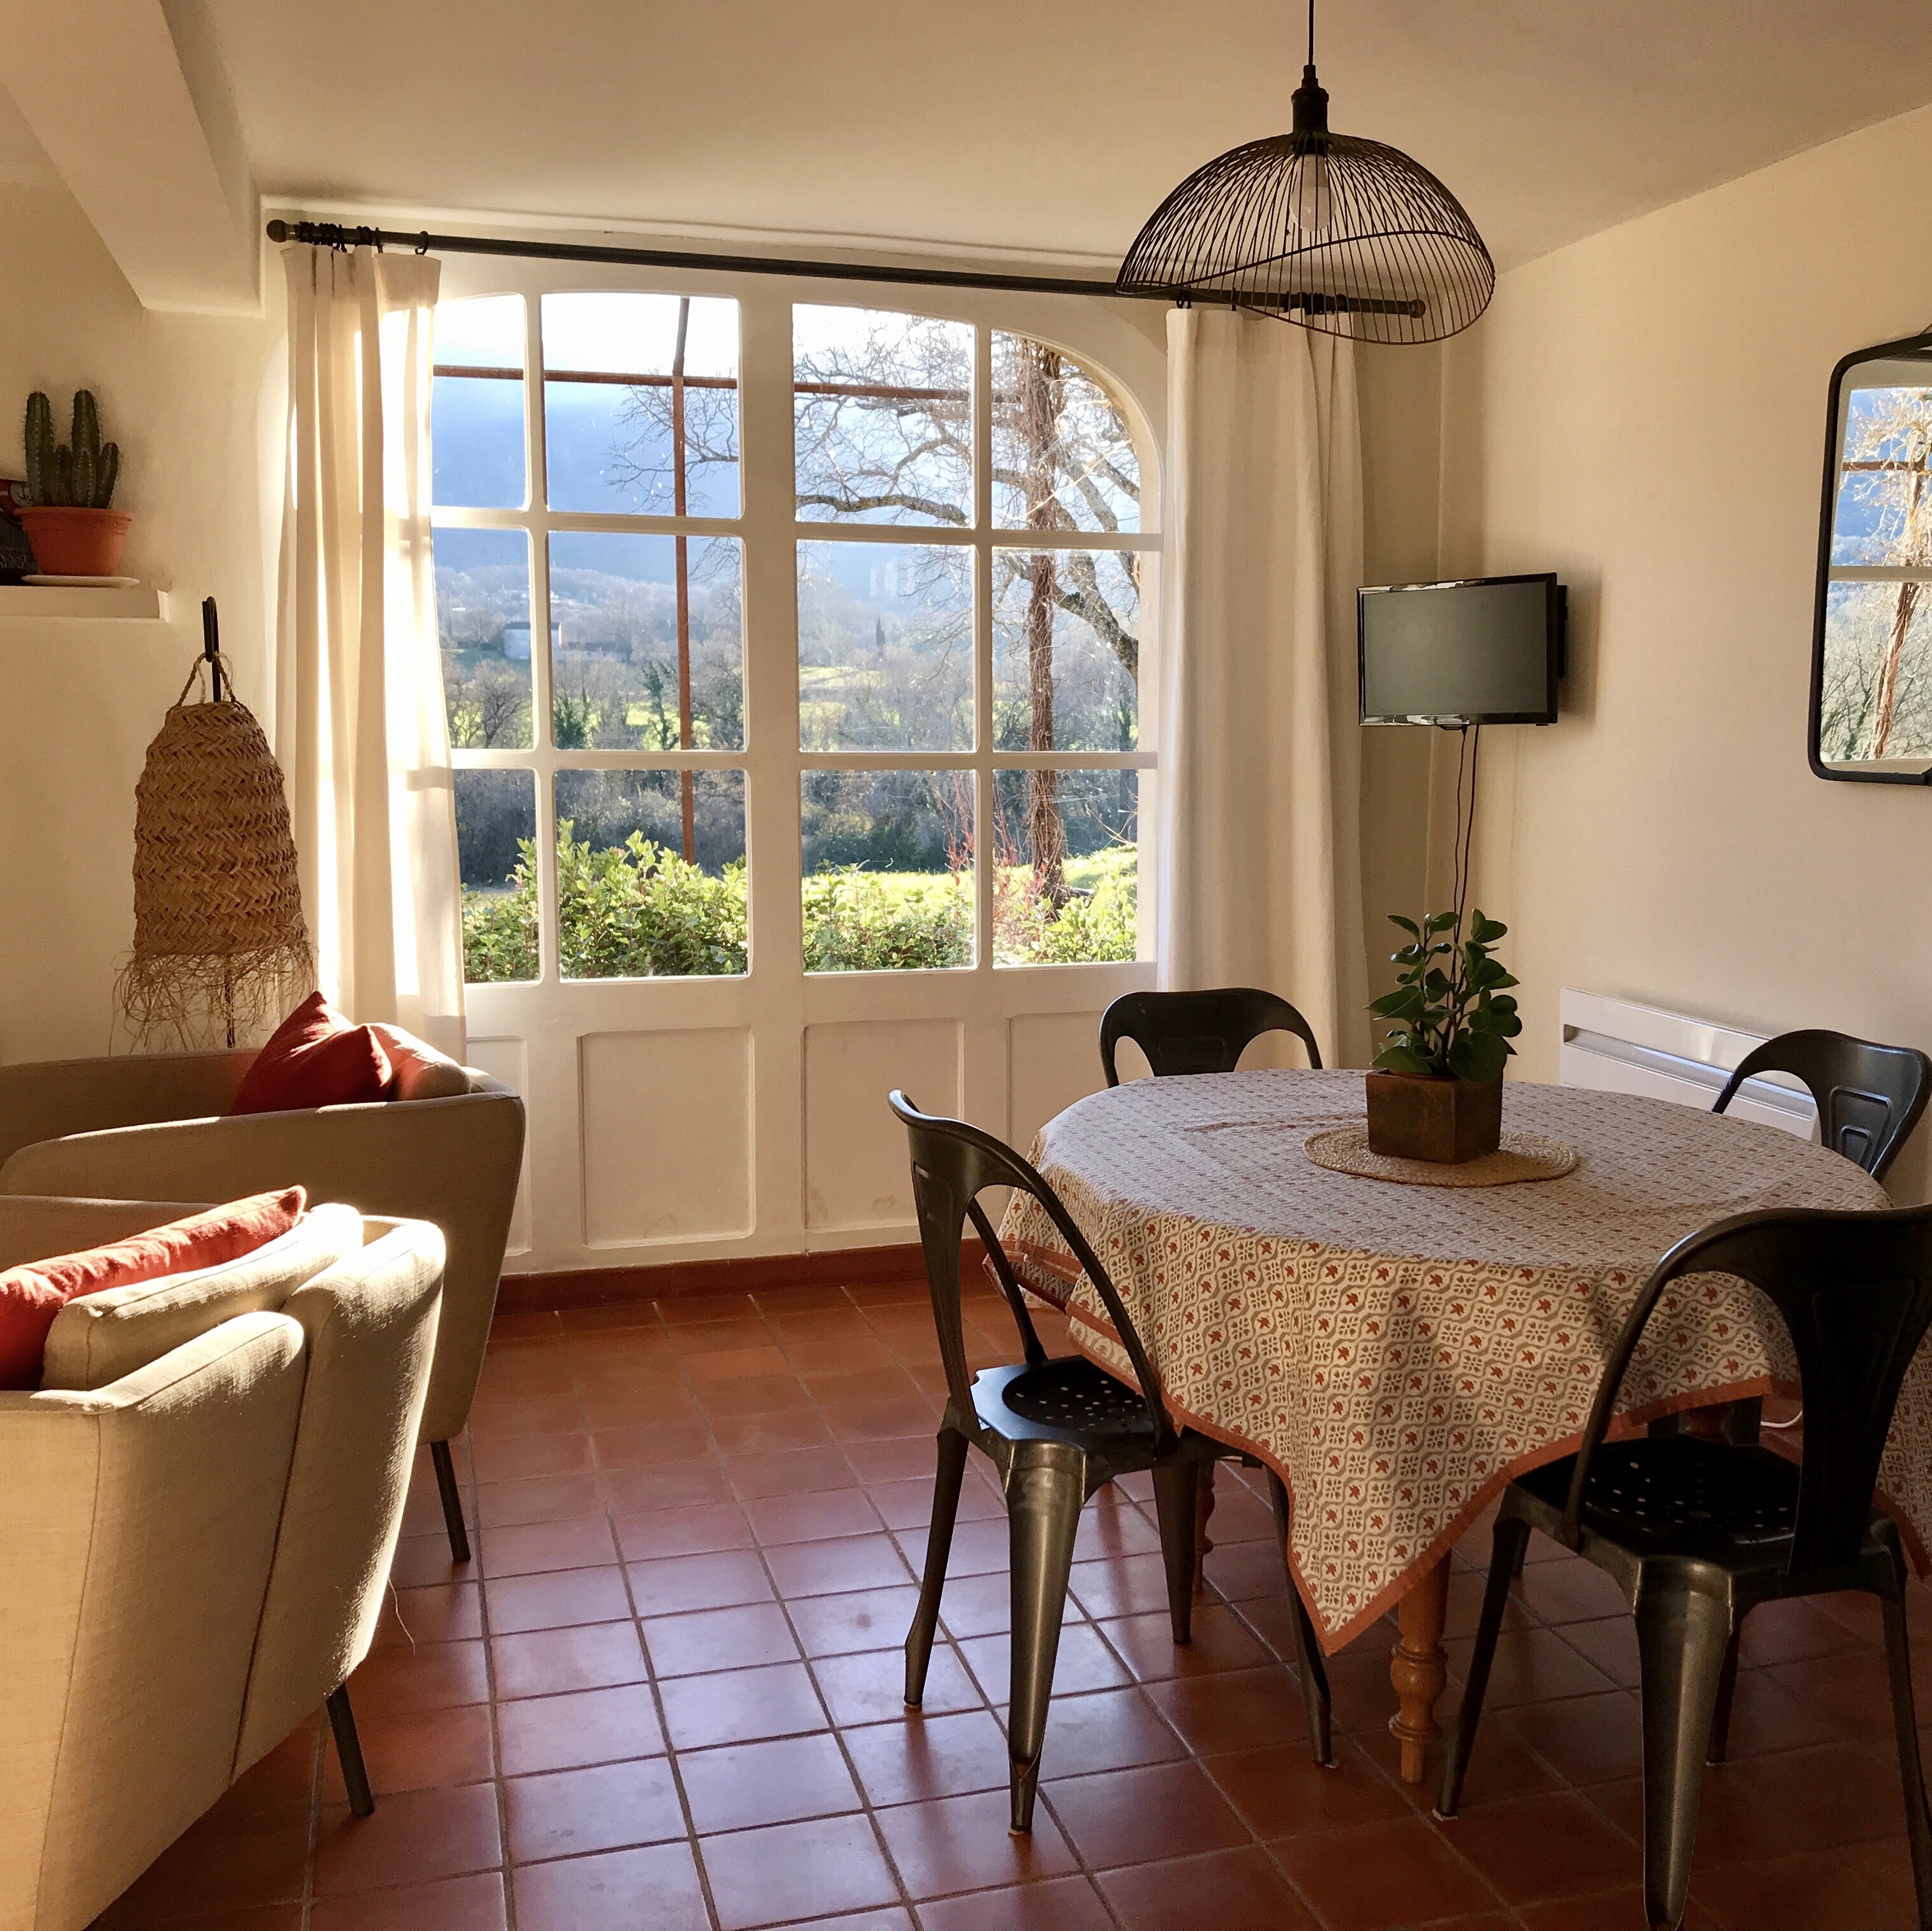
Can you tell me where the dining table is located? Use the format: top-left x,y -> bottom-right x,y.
995,1068 -> 1932,1783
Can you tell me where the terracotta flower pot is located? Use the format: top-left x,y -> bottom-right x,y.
1365,1069 -> 1503,1163
19,506 -> 131,578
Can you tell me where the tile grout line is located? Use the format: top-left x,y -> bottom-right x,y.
415,1292 -> 1929,1928
612,1294 -> 731,1931
839,1281 -> 1134,1931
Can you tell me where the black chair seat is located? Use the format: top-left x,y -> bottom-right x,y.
980,1358 -> 1163,1443
1516,1436 -> 1804,1555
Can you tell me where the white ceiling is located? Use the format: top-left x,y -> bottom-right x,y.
195,0 -> 1932,271
15,2 -> 1932,280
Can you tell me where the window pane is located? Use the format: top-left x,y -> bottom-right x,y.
1818,580 -> 1932,764
797,541 -> 972,750
1833,384 -> 1932,567
794,307 -> 971,526
549,534 -> 744,752
993,769 -> 1138,966
993,333 -> 1140,534
541,293 -> 740,517
434,294 -> 526,510
554,770 -> 747,979
993,549 -> 1139,751
436,528 -> 533,748
802,769 -> 973,972
458,769 -> 538,983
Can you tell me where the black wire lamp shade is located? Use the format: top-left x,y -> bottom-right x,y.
1118,45 -> 1495,345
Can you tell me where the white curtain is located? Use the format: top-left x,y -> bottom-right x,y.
275,245 -> 465,1058
1155,307 -> 1370,1068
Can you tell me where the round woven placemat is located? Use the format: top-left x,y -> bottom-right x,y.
1304,1125 -> 1579,1188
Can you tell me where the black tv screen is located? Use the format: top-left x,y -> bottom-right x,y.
1358,573 -> 1563,725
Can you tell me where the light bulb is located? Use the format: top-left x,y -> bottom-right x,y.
1290,151 -> 1334,238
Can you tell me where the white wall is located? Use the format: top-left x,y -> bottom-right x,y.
0,184 -> 281,1063
1441,100 -> 1932,1198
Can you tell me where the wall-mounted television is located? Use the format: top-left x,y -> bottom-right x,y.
1358,573 -> 1566,726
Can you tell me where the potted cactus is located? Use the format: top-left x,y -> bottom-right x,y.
19,390 -> 128,578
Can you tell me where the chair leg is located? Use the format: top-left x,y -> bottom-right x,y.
326,1684 -> 374,1817
1437,1514 -> 1529,1819
430,1439 -> 471,1564
905,1425 -> 970,1707
1707,1626 -> 1742,1765
1265,1471 -> 1334,1765
1634,1575 -> 1733,1931
1880,1586 -> 1932,1928
1005,1444 -> 1086,1834
1151,1460 -> 1202,1644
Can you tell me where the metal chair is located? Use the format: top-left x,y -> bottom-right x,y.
1713,1028 -> 1931,1182
1099,988 -> 1323,1086
889,1090 -> 1332,1831
1438,1203 -> 1932,1931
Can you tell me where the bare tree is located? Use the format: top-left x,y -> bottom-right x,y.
1836,386 -> 1932,759
615,315 -> 1141,898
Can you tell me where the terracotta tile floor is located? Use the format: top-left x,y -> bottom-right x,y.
96,1278 -> 1932,1930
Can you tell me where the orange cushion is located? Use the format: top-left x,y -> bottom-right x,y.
229,992 -> 393,1116
0,1186 -> 307,1390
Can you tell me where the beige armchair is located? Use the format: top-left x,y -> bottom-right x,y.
0,1047 -> 525,1561
0,1195 -> 445,1931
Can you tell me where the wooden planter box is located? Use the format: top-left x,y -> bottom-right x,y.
1365,1070 -> 1503,1164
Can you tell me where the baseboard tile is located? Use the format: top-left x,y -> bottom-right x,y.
497,1237 -> 987,1314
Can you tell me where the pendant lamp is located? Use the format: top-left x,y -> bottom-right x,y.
1117,0 -> 1494,345
115,601 -> 315,1050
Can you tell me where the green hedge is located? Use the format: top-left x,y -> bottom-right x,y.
463,829 -> 1136,982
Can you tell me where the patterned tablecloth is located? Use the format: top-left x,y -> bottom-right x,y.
996,1070 -> 1928,1650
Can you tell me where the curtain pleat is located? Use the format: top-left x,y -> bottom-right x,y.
275,246 -> 465,1057
1155,307 -> 1370,1068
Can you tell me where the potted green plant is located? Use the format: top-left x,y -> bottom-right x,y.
1365,908 -> 1521,1162
18,390 -> 128,578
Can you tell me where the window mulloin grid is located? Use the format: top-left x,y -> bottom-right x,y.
435,294 -> 1155,980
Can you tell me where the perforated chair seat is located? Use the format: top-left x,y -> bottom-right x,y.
988,1357 -> 1159,1439
1516,1436 -> 1808,1556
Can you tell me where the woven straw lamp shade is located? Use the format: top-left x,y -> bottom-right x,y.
116,654 -> 314,1049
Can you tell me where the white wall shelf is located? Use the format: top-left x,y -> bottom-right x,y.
0,583 -> 167,623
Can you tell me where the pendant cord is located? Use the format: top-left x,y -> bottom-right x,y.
1307,0 -> 1316,66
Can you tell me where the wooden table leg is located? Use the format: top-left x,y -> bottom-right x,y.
1389,1552 -> 1451,1784
1192,1461 -> 1216,1595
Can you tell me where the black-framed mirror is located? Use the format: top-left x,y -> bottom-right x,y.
1811,333 -> 1932,782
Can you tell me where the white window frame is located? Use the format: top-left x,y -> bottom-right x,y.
430,255 -> 1166,1271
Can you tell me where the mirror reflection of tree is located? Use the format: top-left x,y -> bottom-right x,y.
1823,386 -> 1932,762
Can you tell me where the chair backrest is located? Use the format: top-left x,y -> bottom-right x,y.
887,1091 -> 1175,1455
1714,1028 -> 1931,1181
1564,1202 -> 1932,1573
1099,988 -> 1323,1086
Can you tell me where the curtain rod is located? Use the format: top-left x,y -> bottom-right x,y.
263,220 -> 1420,316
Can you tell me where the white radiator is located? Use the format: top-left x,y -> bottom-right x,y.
1556,990 -> 1817,1139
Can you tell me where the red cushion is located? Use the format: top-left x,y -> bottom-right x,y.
0,1186 -> 307,1389
370,1024 -> 470,1102
229,992 -> 393,1116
